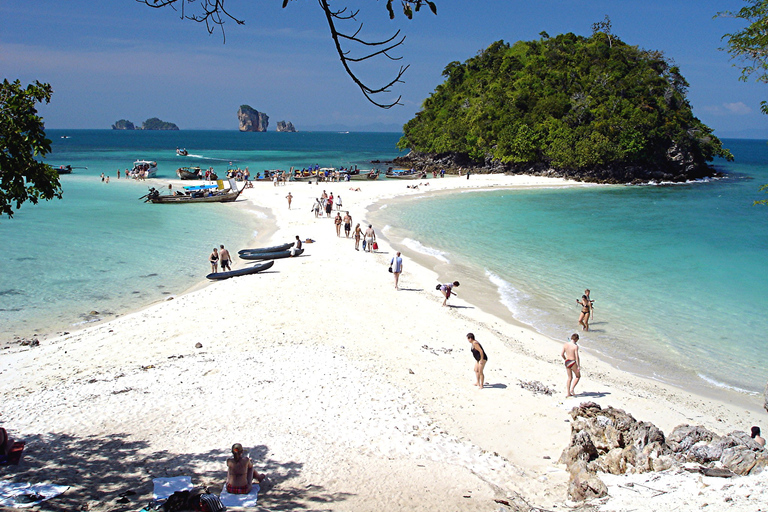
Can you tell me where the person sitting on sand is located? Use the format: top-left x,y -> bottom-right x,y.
290,235 -> 302,257
0,427 -> 14,456
752,426 -> 766,447
440,281 -> 459,306
226,443 -> 265,494
561,333 -> 581,397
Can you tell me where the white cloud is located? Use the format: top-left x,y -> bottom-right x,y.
723,102 -> 751,115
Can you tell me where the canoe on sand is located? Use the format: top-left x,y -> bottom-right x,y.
206,260 -> 274,280
238,243 -> 294,255
240,249 -> 304,261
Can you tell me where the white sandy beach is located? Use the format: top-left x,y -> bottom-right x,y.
1,174 -> 766,511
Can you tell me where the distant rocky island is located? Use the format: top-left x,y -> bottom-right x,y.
112,117 -> 179,130
276,121 -> 297,132
397,34 -> 733,184
238,105 -> 269,132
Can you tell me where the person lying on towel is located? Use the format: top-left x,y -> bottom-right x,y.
226,443 -> 265,494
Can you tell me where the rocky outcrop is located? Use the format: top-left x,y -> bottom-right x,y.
276,121 -> 296,132
559,403 -> 768,501
141,117 -> 179,130
238,105 -> 269,132
112,119 -> 135,130
392,148 -> 723,185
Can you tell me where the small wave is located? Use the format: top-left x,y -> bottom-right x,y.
0,289 -> 24,296
697,373 -> 761,395
247,209 -> 268,219
485,270 -> 530,318
402,238 -> 449,263
379,204 -> 388,210
71,318 -> 102,326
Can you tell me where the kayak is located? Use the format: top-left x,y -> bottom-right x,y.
239,249 -> 303,260
238,242 -> 294,255
206,260 -> 274,280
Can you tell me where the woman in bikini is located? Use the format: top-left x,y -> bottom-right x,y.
334,213 -> 343,237
353,223 -> 362,250
209,247 -> 219,274
577,294 -> 591,331
467,333 -> 487,389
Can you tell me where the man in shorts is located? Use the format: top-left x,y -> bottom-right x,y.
219,245 -> 232,271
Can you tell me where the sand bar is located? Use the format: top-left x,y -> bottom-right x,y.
1,174 -> 765,511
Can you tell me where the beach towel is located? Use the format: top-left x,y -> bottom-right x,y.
0,441 -> 25,465
152,476 -> 194,500
0,481 -> 69,508
219,484 -> 259,508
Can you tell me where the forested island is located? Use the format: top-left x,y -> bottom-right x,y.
111,117 -> 179,130
396,33 -> 733,184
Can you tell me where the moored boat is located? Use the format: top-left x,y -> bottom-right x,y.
54,165 -> 73,175
144,178 -> 244,204
240,248 -> 304,260
128,160 -> 158,179
350,170 -> 380,180
176,166 -> 203,180
206,260 -> 274,280
238,242 -> 294,255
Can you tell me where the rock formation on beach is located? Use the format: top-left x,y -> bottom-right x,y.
111,119 -> 135,130
238,105 -> 269,132
559,402 -> 768,501
276,121 -> 297,132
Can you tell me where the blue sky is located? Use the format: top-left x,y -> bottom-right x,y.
2,0 -> 767,137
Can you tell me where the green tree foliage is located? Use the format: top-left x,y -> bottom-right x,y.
0,79 -> 61,219
398,33 -> 732,173
717,0 -> 768,114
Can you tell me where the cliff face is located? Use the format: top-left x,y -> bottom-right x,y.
276,121 -> 297,132
238,105 -> 269,132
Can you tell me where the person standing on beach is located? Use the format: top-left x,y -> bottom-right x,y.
561,333 -> 581,397
334,212 -> 343,237
440,281 -> 459,306
209,247 -> 219,274
577,294 -> 592,331
336,195 -> 342,211
584,289 -> 594,319
353,223 -> 362,250
286,192 -> 293,210
343,212 -> 352,238
390,251 -> 403,290
326,194 -> 334,217
219,245 -> 231,272
364,225 -> 376,252
467,333 -> 487,388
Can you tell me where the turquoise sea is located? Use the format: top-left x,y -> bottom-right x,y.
2,131 -> 766,403
0,130 -> 404,341
373,138 -> 768,400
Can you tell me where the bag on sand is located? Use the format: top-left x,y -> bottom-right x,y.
372,242 -> 379,250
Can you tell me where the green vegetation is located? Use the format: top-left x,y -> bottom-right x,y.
0,79 -> 61,219
142,117 -> 179,130
398,33 -> 733,179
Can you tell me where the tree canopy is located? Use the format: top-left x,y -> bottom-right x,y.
0,79 -> 61,219
398,32 -> 732,180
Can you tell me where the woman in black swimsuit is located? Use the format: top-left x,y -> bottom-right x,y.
577,294 -> 591,331
209,247 -> 219,274
467,333 -> 487,389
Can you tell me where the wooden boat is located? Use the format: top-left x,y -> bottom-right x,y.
206,260 -> 274,280
176,166 -> 203,180
238,242 -> 294,255
240,248 -> 304,260
386,171 -> 424,180
144,178 -> 244,204
350,170 -> 380,181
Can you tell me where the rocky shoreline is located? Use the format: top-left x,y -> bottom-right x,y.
392,149 -> 723,185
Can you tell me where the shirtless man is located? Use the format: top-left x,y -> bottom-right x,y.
219,245 -> 231,271
561,333 -> 581,397
364,225 -> 376,252
343,212 -> 352,238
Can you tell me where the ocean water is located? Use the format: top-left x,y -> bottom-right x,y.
373,139 -> 768,399
0,130 -> 404,341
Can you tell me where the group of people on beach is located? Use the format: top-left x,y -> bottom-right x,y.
209,245 -> 232,273
310,190 -> 342,218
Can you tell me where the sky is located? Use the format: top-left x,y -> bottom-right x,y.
2,0 -> 767,137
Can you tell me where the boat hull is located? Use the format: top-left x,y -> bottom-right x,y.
350,173 -> 379,180
206,260 -> 274,280
238,243 -> 294,255
148,189 -> 240,203
240,248 -> 304,260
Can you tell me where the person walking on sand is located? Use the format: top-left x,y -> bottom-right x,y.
561,333 -> 581,397
286,192 -> 293,210
467,333 -> 487,388
440,281 -> 460,306
209,247 -> 219,274
334,212 -> 343,237
343,212 -> 352,238
584,289 -> 595,319
390,251 -> 403,290
364,224 -> 376,252
353,223 -> 362,250
577,294 -> 592,331
219,245 -> 231,272
336,195 -> 342,211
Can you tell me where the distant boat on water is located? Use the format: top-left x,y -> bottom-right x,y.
176,148 -> 188,156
